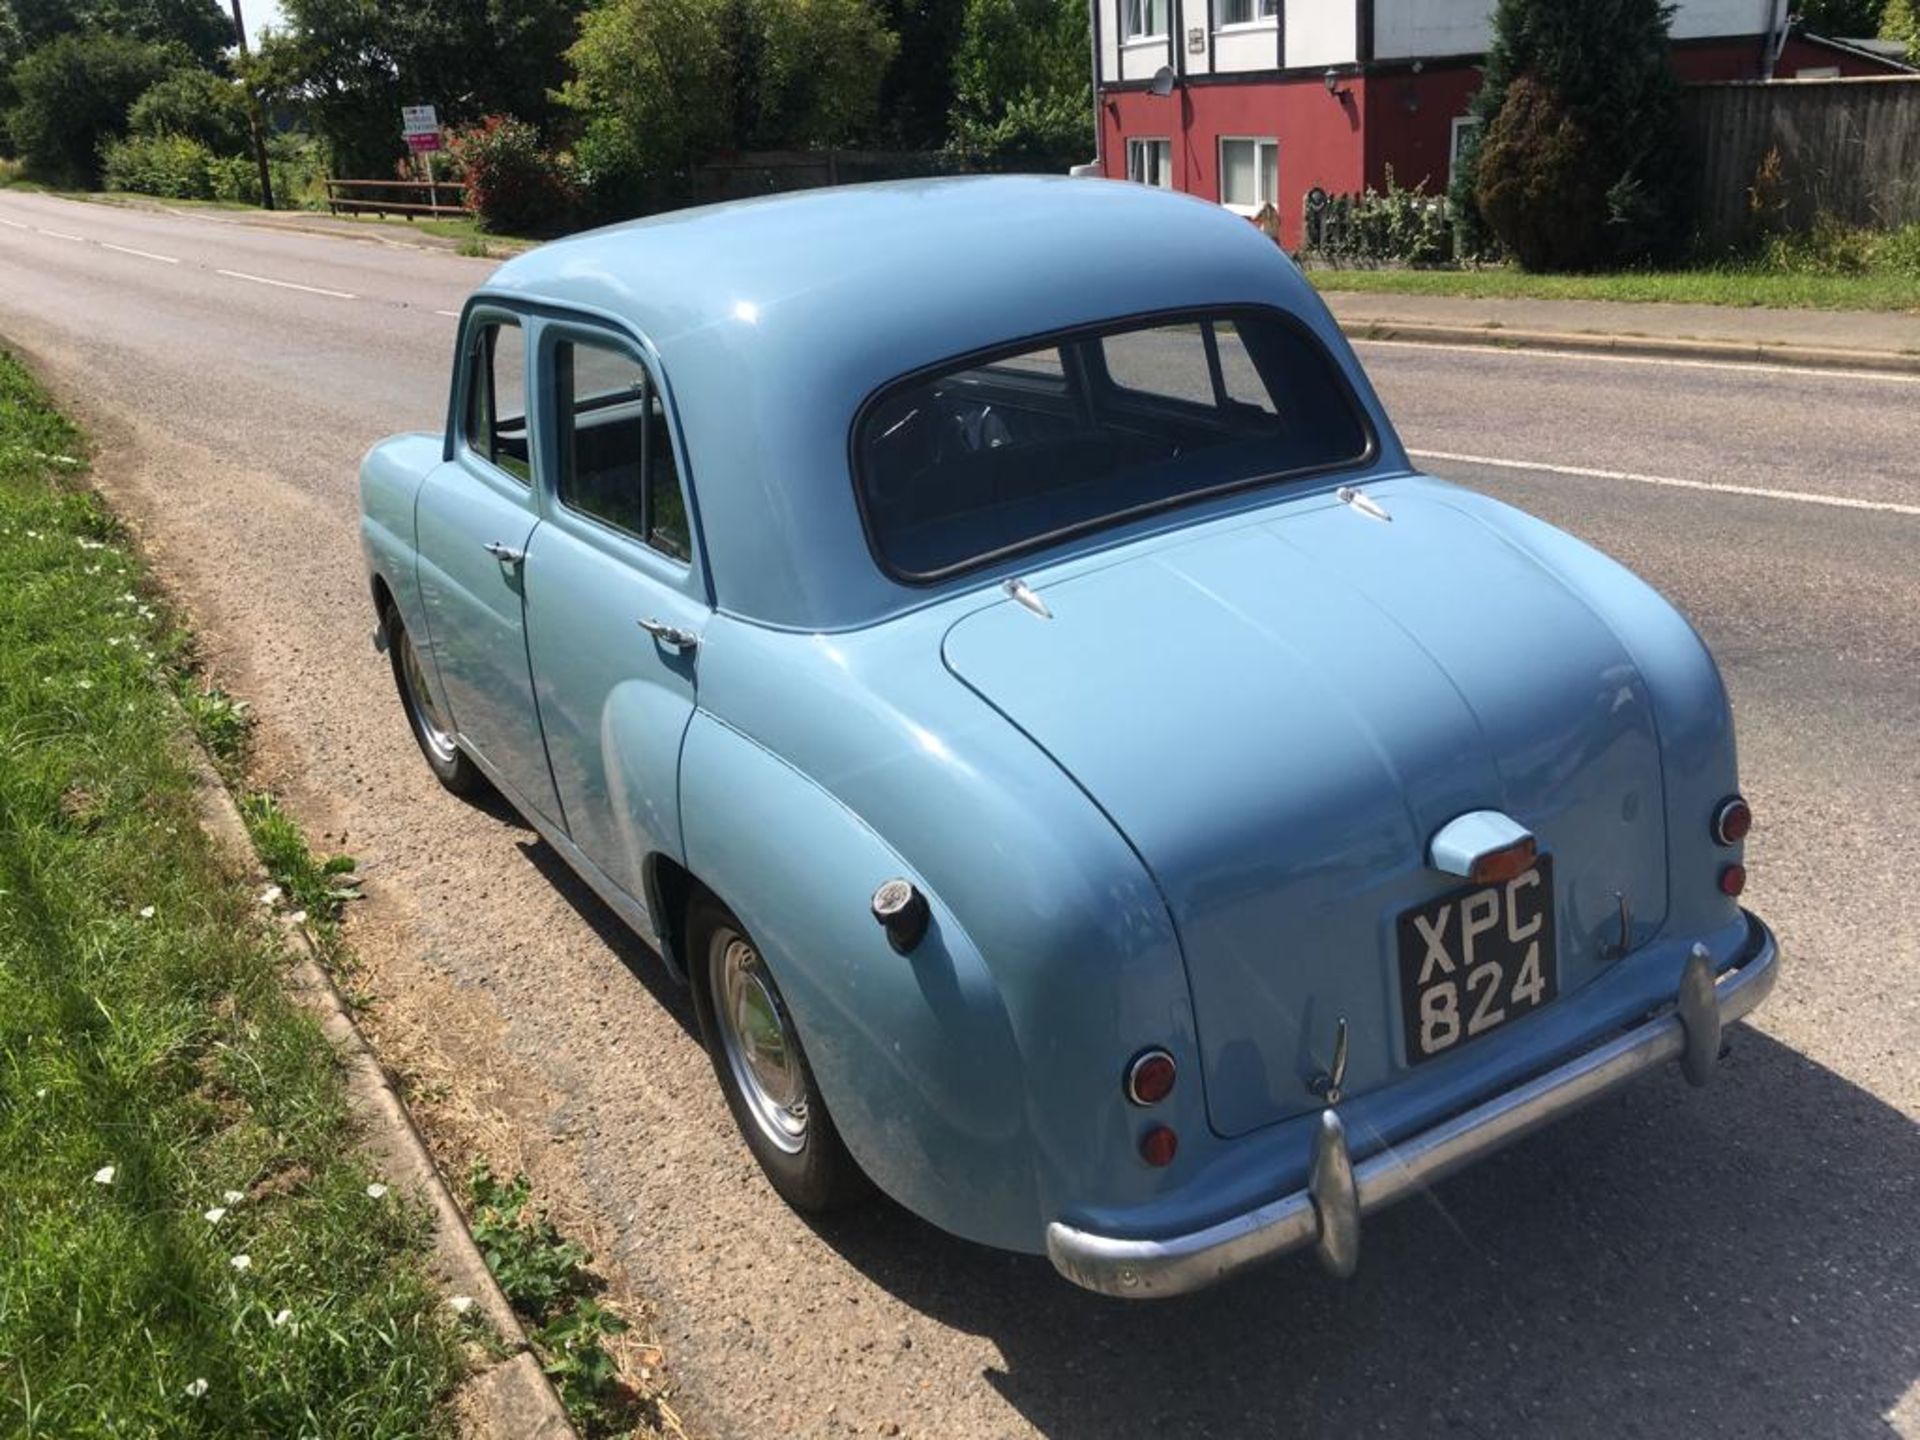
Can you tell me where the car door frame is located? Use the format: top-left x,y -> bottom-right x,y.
515,301 -> 714,949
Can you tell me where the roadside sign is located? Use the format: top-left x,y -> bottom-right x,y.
401,104 -> 439,137
406,132 -> 443,154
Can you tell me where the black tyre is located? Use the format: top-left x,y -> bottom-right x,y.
383,600 -> 486,799
687,893 -> 869,1212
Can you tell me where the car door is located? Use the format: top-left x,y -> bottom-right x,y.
521,319 -> 707,923
415,309 -> 567,830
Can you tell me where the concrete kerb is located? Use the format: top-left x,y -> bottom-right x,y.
1341,318 -> 1920,376
184,750 -> 578,1440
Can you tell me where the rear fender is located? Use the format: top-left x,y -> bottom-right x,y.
678,712 -> 1039,1248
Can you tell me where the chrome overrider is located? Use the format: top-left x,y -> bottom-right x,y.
1047,912 -> 1780,1298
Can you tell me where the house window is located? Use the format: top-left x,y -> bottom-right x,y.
1215,0 -> 1277,26
1124,0 -> 1169,40
1795,65 -> 1841,78
1449,116 -> 1482,187
1127,138 -> 1173,188
1219,138 -> 1278,213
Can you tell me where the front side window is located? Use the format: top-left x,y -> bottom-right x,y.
463,318 -> 531,483
856,310 -> 1372,579
1124,0 -> 1168,38
1216,0 -> 1276,25
1127,138 -> 1172,188
555,336 -> 691,562
1220,137 -> 1278,213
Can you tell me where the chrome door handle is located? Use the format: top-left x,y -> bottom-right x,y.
483,541 -> 526,564
638,617 -> 698,651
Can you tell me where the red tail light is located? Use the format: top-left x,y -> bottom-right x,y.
1124,1048 -> 1177,1106
1712,796 -> 1752,846
1139,1126 -> 1178,1167
1719,863 -> 1747,897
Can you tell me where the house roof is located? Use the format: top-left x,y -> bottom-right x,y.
477,176 -> 1388,629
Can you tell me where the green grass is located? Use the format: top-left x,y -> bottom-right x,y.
1309,261 -> 1920,312
0,351 -> 469,1435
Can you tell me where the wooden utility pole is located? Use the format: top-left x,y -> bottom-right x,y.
228,0 -> 277,211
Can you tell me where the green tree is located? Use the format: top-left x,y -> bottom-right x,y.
948,0 -> 1090,172
128,66 -> 251,152
8,31 -> 185,183
1452,0 -> 1690,270
1795,0 -> 1888,33
1882,0 -> 1918,60
876,0 -> 966,148
750,0 -> 897,148
6,0 -> 232,64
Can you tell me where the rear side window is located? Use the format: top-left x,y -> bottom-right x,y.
555,336 -> 691,562
463,319 -> 531,483
855,310 -> 1370,579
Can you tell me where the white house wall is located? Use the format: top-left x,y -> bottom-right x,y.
1212,26 -> 1280,74
1285,0 -> 1358,68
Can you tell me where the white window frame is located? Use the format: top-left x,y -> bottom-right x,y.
1123,0 -> 1170,41
1795,65 -> 1841,78
1213,0 -> 1277,31
1217,136 -> 1279,215
1449,116 -> 1482,188
1127,137 -> 1173,189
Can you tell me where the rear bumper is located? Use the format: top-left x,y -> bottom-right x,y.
1046,912 -> 1779,1298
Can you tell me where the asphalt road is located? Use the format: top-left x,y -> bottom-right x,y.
3,191 -> 1915,1440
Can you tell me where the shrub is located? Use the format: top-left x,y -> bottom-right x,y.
1454,0 -> 1690,270
127,68 -> 252,155
100,132 -> 216,199
1301,168 -> 1453,266
948,0 -> 1090,172
447,115 -> 577,236
8,33 -> 185,185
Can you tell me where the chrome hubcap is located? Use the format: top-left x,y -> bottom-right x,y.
396,623 -> 458,766
711,932 -> 807,1154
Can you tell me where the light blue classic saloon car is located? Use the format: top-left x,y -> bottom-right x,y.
359,176 -> 1778,1297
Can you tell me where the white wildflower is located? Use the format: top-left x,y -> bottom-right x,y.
365,1183 -> 389,1200
76,679 -> 92,690
447,1295 -> 475,1315
203,1206 -> 227,1224
230,1254 -> 251,1272
35,1086 -> 47,1099
184,1378 -> 208,1400
137,905 -> 155,920
223,1189 -> 245,1205
270,1308 -> 293,1328
92,1165 -> 116,1186
258,885 -> 282,907
287,910 -> 308,926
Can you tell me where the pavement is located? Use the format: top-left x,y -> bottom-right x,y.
1,188 -> 1915,1440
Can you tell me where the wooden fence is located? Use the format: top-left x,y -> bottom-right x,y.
1684,75 -> 1920,246
323,177 -> 469,220
690,149 -> 954,203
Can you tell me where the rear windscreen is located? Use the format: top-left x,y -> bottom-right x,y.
854,309 -> 1372,580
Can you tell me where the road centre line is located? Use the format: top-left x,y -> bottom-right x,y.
36,228 -> 86,241
0,217 -> 27,229
1353,336 -> 1920,386
1410,448 -> 1920,518
100,242 -> 180,265
435,310 -> 462,318
216,268 -> 357,300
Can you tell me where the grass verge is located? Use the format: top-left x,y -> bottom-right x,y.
0,349 -> 470,1434
1308,263 -> 1920,312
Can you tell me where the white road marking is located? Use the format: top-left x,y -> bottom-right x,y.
0,217 -> 28,230
36,228 -> 85,241
435,309 -> 462,318
101,242 -> 179,265
1354,336 -> 1920,386
216,268 -> 356,300
1411,449 -> 1920,518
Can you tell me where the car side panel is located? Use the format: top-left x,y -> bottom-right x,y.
359,431 -> 445,706
678,711 -> 1042,1249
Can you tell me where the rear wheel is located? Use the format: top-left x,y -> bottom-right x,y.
687,894 -> 868,1212
384,599 -> 485,799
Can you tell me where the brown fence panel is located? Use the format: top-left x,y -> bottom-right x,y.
690,149 -> 956,204
1684,75 -> 1920,247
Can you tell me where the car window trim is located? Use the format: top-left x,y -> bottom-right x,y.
455,306 -> 535,491
537,317 -> 698,581
847,303 -> 1380,586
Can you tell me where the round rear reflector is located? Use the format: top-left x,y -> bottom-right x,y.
1124,1048 -> 1177,1106
1713,796 -> 1752,846
1719,863 -> 1747,897
1139,1126 -> 1178,1167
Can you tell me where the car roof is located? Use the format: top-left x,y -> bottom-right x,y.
477,175 -> 1400,630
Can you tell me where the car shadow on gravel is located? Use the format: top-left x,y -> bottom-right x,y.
812,1027 -> 1919,1439
514,836 -> 700,1042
